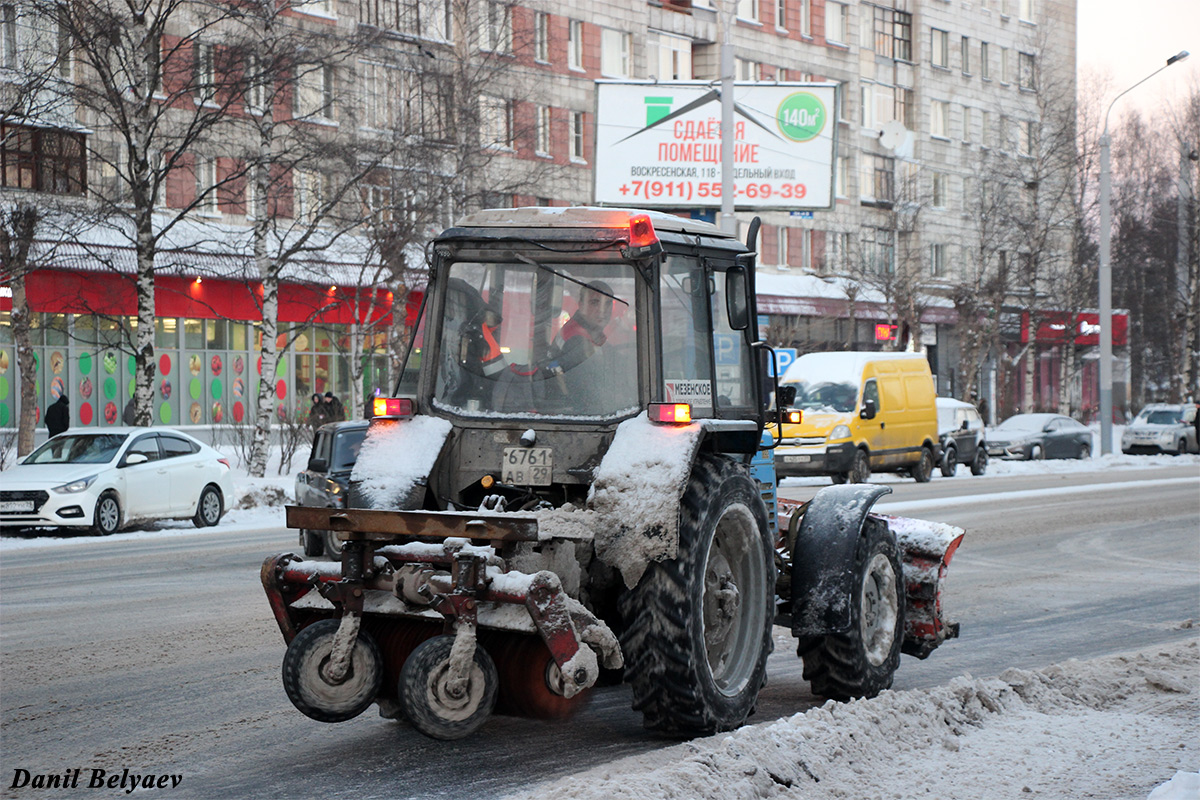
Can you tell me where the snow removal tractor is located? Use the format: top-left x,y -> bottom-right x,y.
262,207 -> 965,740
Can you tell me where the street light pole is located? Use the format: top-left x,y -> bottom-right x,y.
1097,50 -> 1189,455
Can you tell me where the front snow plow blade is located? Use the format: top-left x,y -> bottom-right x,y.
262,506 -> 622,738
878,514 -> 965,658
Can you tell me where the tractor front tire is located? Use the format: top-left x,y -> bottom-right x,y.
282,618 -> 383,723
619,454 -> 774,736
801,517 -> 904,701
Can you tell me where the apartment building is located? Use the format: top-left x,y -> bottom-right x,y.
1,0 -> 1081,432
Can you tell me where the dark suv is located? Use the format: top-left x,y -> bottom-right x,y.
294,420 -> 368,559
936,397 -> 987,476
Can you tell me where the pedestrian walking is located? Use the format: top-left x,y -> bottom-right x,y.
46,395 -> 70,437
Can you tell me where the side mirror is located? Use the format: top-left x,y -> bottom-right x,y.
124,453 -> 148,466
725,266 -> 750,331
860,399 -> 877,420
776,385 -> 797,407
960,420 -> 969,431
307,458 -> 328,473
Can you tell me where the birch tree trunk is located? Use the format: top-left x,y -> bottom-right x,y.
2,205 -> 39,455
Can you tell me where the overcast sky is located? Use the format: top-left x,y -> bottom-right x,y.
1076,0 -> 1199,121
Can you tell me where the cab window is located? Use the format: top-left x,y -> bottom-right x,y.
862,379 -> 880,412
659,255 -> 714,416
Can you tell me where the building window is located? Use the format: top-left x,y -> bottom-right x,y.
297,170 -> 329,223
982,110 -> 995,148
961,36 -> 970,74
836,155 -> 849,197
0,124 -> 88,196
930,28 -> 949,68
930,243 -> 946,276
931,172 -> 947,208
358,0 -> 449,40
736,58 -> 760,81
1019,52 -> 1036,90
827,231 -> 850,274
1001,47 -> 1013,83
295,65 -> 335,120
570,111 -> 585,161
776,226 -> 789,268
980,42 -> 990,79
600,28 -> 630,77
1019,0 -> 1035,22
196,156 -> 218,216
246,54 -> 267,114
871,6 -> 912,61
962,105 -> 973,143
930,99 -> 949,138
895,87 -> 913,126
534,11 -> 549,62
535,105 -> 550,156
481,95 -> 513,148
825,2 -> 848,44
1018,119 -> 1035,156
736,0 -> 759,21
859,154 -> 893,203
56,18 -> 73,79
648,31 -> 692,81
862,227 -> 894,273
194,43 -> 216,104
568,20 -> 583,70
480,2 -> 512,54
799,0 -> 811,36
0,4 -> 15,69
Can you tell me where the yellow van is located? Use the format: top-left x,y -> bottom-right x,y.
774,351 -> 939,483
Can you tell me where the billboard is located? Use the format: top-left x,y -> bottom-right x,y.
594,81 -> 838,210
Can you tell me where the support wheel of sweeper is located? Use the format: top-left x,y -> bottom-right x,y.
399,635 -> 498,740
282,619 -> 383,723
801,517 -> 904,700
619,453 -> 774,736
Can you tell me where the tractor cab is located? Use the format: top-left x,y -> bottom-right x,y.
375,207 -> 769,512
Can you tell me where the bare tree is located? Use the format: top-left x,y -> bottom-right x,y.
50,0 -> 248,427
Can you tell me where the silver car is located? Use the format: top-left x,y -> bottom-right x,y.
1121,404 -> 1199,455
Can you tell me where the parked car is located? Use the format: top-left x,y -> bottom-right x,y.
936,397 -> 988,476
1121,404 -> 1199,455
0,428 -> 233,534
295,420 -> 369,559
987,413 -> 1092,460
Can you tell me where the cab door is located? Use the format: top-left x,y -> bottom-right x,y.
860,378 -> 889,466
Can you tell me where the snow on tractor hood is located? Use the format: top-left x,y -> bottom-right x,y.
587,412 -> 704,588
350,416 -> 453,508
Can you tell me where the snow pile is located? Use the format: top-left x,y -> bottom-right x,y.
588,412 -> 703,587
503,640 -> 1198,800
350,416 -> 452,508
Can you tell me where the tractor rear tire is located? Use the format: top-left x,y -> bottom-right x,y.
801,517 -> 904,701
282,618 -> 383,723
619,454 -> 774,736
399,635 -> 498,740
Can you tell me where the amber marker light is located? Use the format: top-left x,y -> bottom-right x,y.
648,402 -> 692,424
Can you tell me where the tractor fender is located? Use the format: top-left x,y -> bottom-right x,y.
790,483 -> 893,637
349,416 -> 453,509
588,412 -> 705,588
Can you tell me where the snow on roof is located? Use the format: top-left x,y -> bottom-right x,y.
781,350 -> 923,385
27,212 -> 413,287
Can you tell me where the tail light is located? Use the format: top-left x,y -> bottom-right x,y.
781,410 -> 802,425
648,402 -> 692,425
217,457 -> 231,469
372,397 -> 415,419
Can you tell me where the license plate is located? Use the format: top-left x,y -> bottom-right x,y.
0,500 -> 34,513
783,455 -> 811,463
502,447 -> 553,486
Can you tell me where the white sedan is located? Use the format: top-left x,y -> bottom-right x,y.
0,428 -> 234,535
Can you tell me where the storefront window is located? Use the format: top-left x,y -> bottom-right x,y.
184,318 -> 204,350
206,319 -> 227,350
156,318 -> 178,349
231,322 -> 247,351
42,314 -> 66,345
